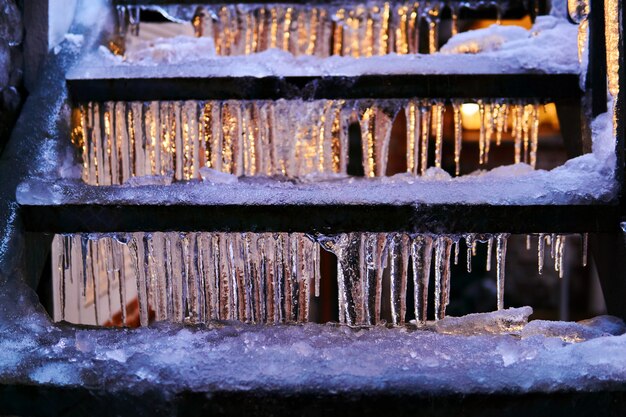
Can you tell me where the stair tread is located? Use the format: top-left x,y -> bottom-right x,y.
18,175 -> 618,233
68,53 -> 581,101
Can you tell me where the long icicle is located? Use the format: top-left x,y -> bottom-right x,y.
411,235 -> 433,323
452,100 -> 463,176
496,234 -> 509,310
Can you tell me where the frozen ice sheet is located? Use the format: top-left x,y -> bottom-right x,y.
2,280 -> 626,395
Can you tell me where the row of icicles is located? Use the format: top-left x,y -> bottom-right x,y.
117,1 -> 507,57
72,99 -> 543,186
52,232 -> 587,327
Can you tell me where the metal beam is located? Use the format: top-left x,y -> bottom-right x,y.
67,72 -> 582,102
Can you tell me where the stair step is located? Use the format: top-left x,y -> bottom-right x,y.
68,70 -> 581,102
18,178 -> 617,233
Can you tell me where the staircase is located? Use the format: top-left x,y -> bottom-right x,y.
0,0 -> 624,413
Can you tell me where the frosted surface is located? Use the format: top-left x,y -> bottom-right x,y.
2,279 -> 626,395
86,15 -> 578,75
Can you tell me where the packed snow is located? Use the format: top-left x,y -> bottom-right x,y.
1,276 -> 626,396
88,14 -> 579,76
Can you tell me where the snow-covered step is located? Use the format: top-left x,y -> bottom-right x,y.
17,175 -> 618,234
67,63 -> 581,102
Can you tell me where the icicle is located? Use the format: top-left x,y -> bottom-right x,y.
452,100 -> 463,176
537,233 -> 545,275
128,233 -> 149,326
128,6 -> 140,36
529,103 -> 539,169
465,234 -> 474,273
522,104 -> 531,164
582,233 -> 588,267
555,235 -> 566,278
450,4 -> 459,36
151,233 -> 167,321
478,101 -> 486,165
454,239 -> 459,265
313,238 -> 321,297
513,104 -> 523,164
318,233 -> 362,325
419,103 -> 431,175
359,102 -> 398,177
526,235 -> 532,250
496,234 -> 509,310
296,234 -> 310,323
374,233 -> 386,324
434,236 -> 452,320
411,235 -> 433,323
484,103 -> 493,164
192,7 -> 205,37
486,236 -> 493,272
111,235 -> 127,326
361,233 -> 377,325
426,4 -> 440,54
388,233 -> 409,326
405,100 -> 420,175
433,101 -> 445,168
55,236 -> 66,322
495,102 -> 506,146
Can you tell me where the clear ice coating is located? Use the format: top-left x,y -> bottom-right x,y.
53,232 -> 320,326
116,1 -> 508,57
52,232 -> 589,328
73,99 -> 545,185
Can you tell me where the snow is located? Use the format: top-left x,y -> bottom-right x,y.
199,167 -> 238,184
429,306 -> 533,335
2,279 -> 626,395
440,16 -> 579,74
89,15 -> 579,76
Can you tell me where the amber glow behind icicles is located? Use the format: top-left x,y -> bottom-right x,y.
118,1 -> 507,57
73,99 -> 546,185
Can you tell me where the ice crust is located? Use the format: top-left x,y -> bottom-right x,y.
440,16 -> 579,74
2,281 -> 626,396
29,96 -> 615,206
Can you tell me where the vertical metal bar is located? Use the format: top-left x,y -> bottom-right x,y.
587,0 -> 608,117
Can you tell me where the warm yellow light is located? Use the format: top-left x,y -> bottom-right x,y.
461,103 -> 481,130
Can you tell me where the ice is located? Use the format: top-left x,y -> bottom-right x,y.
53,232 -> 320,326
53,232 -> 588,328
578,315 -> 626,336
5,267 -> 626,396
125,174 -> 173,187
123,35 -> 216,65
441,16 -> 579,74
114,1 -> 509,58
521,320 -> 611,343
73,98 -> 550,185
432,306 -> 533,335
95,10 -> 579,76
199,167 -> 238,184
440,25 -> 528,54
30,363 -> 79,386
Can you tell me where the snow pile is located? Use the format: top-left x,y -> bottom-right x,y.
440,25 -> 529,54
120,35 -> 217,65
96,15 -> 578,75
1,279 -> 626,396
431,307 -> 533,335
441,16 -> 579,74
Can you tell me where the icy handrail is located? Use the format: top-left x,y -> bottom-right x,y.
72,98 -> 544,185
52,231 -> 586,327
